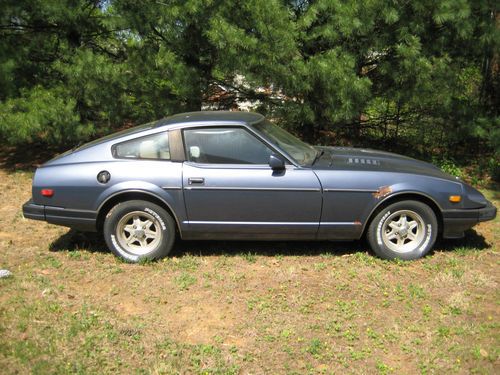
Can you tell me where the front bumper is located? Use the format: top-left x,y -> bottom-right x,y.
22,199 -> 97,232
442,200 -> 497,238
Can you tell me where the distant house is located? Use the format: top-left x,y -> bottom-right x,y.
202,75 -> 284,111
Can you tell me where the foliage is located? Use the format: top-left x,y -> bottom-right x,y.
0,86 -> 92,145
0,0 -> 498,176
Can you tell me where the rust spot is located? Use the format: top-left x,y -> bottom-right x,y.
373,186 -> 392,199
354,220 -> 362,225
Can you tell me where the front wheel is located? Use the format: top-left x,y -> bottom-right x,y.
103,200 -> 176,262
367,200 -> 437,260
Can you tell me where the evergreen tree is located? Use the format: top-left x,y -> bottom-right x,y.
0,0 -> 497,170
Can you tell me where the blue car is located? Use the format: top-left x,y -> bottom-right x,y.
23,111 -> 496,262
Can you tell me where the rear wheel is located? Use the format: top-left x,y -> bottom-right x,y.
103,200 -> 175,262
367,200 -> 437,260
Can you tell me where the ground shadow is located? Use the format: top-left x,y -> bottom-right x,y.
433,229 -> 491,253
49,230 -> 108,254
49,229 -> 367,257
49,227 -> 492,259
170,239 -> 366,258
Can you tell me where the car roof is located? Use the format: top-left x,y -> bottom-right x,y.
155,111 -> 265,128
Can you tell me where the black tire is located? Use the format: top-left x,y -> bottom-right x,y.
367,200 -> 437,260
103,200 -> 176,262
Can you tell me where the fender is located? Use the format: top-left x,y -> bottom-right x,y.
360,187 -> 444,235
95,181 -> 187,232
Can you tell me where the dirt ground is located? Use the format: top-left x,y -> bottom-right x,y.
0,166 -> 498,374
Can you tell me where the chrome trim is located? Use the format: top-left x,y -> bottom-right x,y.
323,188 -> 377,193
161,186 -> 182,190
320,222 -> 362,226
185,221 -> 360,226
185,221 -> 319,225
184,162 -> 273,169
183,186 -> 321,192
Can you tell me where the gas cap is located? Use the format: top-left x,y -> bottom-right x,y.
97,171 -> 111,184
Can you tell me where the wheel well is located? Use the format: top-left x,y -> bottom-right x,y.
363,193 -> 443,237
96,192 -> 180,234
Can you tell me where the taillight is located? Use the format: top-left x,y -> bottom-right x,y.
41,189 -> 54,197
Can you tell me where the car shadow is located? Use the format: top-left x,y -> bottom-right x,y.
49,228 -> 492,259
169,239 -> 366,257
49,229 -> 366,257
49,230 -> 109,254
433,229 -> 491,253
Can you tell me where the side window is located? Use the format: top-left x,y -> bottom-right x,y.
184,127 -> 273,164
114,132 -> 170,160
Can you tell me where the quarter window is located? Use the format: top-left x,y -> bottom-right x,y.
114,132 -> 170,160
184,127 -> 273,164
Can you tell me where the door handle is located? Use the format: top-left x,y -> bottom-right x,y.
188,177 -> 205,185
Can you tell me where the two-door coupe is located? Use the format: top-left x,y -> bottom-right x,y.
23,111 -> 496,262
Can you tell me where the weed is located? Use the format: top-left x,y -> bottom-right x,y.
43,256 -> 62,269
408,284 -> 426,299
448,306 -> 462,315
433,157 -> 463,178
68,251 -> 82,259
313,262 -> 327,271
240,252 -> 257,263
350,347 -> 370,360
305,338 -> 323,357
280,329 -> 294,338
343,328 -> 360,341
174,272 -> 197,290
352,251 -> 377,265
422,305 -> 432,320
437,326 -> 451,338
174,255 -> 200,271
376,360 -> 391,374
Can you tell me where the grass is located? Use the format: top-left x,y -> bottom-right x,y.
0,170 -> 498,374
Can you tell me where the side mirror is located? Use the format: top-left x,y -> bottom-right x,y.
269,154 -> 285,171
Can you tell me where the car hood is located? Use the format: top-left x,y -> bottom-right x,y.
312,146 -> 458,181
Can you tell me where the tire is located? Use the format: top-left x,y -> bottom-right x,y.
367,200 -> 437,260
103,200 -> 176,262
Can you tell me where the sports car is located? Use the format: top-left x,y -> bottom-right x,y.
23,111 -> 497,262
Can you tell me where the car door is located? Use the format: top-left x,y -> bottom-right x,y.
181,126 -> 322,240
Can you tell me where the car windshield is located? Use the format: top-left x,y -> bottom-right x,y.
253,120 -> 317,166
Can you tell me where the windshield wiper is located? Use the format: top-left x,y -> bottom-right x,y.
312,149 -> 325,165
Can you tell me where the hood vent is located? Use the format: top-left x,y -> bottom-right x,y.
348,157 -> 380,166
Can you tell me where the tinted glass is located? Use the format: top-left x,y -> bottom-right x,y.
253,120 -> 317,165
114,132 -> 170,160
184,128 -> 273,164
75,121 -> 155,152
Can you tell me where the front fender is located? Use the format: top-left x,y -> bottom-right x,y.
360,179 -> 463,234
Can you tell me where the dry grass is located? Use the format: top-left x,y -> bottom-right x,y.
0,169 -> 498,374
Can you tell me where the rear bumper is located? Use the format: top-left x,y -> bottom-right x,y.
22,200 -> 45,221
22,199 -> 97,232
442,201 -> 497,238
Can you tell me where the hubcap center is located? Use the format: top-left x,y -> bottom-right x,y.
398,225 -> 409,238
134,228 -> 145,238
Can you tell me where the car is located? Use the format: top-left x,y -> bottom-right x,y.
23,111 -> 496,262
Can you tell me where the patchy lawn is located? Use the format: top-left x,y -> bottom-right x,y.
0,169 -> 498,374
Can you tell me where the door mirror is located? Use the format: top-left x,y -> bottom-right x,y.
269,154 -> 285,170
